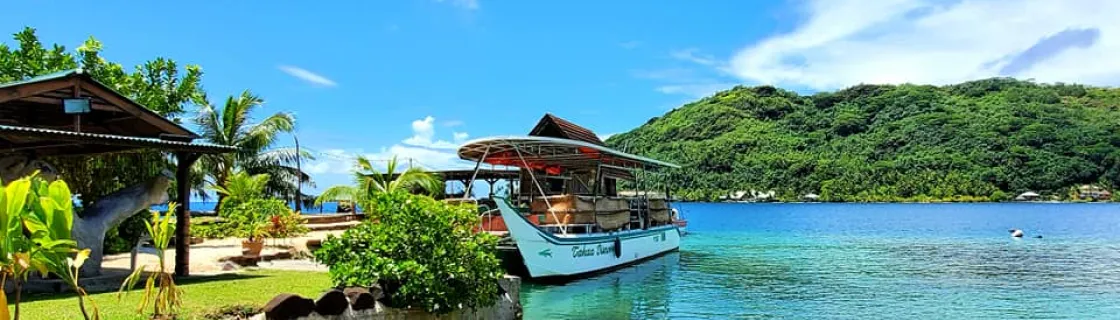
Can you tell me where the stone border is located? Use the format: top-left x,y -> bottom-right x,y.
256,275 -> 521,320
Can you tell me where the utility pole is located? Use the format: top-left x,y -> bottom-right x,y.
294,134 -> 303,212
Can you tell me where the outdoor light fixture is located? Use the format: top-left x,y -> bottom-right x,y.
63,97 -> 92,114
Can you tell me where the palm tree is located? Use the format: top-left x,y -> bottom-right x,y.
211,171 -> 270,213
194,90 -> 313,210
316,156 -> 443,207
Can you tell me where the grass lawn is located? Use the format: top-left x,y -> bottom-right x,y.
10,269 -> 331,320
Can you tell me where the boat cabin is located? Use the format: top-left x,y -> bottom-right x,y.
458,114 -> 679,235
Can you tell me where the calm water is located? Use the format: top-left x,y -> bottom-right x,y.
521,202 -> 1120,319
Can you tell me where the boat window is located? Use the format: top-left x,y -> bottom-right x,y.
604,178 -> 617,196
547,178 -> 565,193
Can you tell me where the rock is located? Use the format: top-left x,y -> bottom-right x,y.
314,289 -> 349,315
262,293 -> 314,320
220,261 -> 240,271
306,239 -> 322,250
219,255 -> 261,266
262,251 -> 293,262
344,287 -> 376,310
368,283 -> 384,300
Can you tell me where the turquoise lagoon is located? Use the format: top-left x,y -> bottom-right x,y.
521,202 -> 1120,319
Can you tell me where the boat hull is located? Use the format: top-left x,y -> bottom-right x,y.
495,199 -> 682,279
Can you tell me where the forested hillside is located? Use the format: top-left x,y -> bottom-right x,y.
606,79 -> 1120,202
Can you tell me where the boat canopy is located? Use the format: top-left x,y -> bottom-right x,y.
458,136 -> 679,175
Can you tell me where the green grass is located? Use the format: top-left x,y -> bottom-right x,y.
9,269 -> 331,320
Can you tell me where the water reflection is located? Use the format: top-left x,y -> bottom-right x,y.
521,252 -> 679,320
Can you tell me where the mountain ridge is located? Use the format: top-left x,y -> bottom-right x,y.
606,78 -> 1120,202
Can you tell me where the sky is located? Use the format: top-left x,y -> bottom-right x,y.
3,0 -> 1119,194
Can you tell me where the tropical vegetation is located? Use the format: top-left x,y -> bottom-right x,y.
314,192 -> 503,314
608,79 -> 1120,202
1,173 -> 98,320
194,91 -> 314,211
118,203 -> 181,319
316,156 -> 443,210
205,172 -> 307,241
0,27 -> 313,252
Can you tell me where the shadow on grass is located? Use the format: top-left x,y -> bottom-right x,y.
15,272 -> 268,304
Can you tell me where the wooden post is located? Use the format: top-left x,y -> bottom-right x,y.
175,152 -> 201,277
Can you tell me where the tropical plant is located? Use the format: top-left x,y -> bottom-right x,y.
0,173 -> 98,320
314,192 -> 503,314
316,156 -> 443,210
268,211 -> 309,240
211,171 -> 270,217
225,199 -> 293,242
119,202 -> 182,319
194,91 -> 313,209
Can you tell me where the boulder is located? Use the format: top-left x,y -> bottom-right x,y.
343,287 -> 376,310
314,289 -> 349,316
262,294 -> 314,320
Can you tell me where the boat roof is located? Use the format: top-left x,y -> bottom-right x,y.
458,136 -> 679,171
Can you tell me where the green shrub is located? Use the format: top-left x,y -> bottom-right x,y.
191,221 -> 237,239
268,210 -> 308,239
226,199 -> 291,241
314,192 -> 503,313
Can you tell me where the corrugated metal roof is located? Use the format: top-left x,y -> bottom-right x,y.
0,124 -> 236,153
0,69 -> 80,89
0,68 -> 199,138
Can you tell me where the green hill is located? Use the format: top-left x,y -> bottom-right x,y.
606,79 -> 1120,202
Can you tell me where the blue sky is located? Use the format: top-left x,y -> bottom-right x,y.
3,0 -> 1117,193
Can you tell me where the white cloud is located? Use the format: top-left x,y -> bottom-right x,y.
453,132 -> 469,142
436,0 -> 478,10
278,65 -> 337,87
442,119 -> 465,127
727,0 -> 1120,90
402,116 -> 460,149
656,83 -> 736,98
671,48 -> 719,66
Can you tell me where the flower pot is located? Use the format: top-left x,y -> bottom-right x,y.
242,239 -> 264,256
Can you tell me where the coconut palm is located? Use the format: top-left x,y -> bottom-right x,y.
194,90 -> 313,210
316,156 -> 443,206
211,171 -> 270,213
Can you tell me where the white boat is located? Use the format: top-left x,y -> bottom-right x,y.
458,117 -> 683,279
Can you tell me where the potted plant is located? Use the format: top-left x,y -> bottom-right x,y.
240,219 -> 269,256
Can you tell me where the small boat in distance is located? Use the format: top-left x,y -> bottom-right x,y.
458,114 -> 683,279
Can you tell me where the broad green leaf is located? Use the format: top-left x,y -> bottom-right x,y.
0,183 -> 8,258
48,180 -> 74,233
4,179 -> 30,224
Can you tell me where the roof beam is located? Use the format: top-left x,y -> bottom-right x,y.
0,78 -> 74,104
